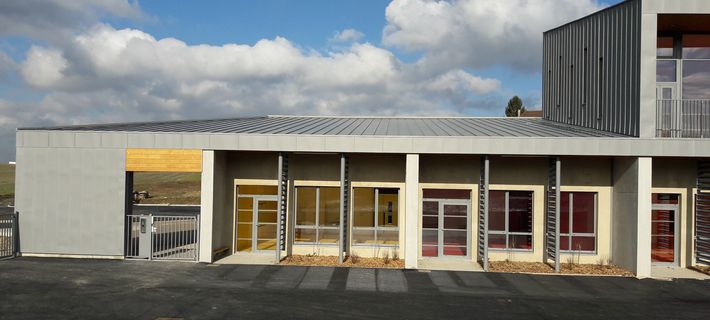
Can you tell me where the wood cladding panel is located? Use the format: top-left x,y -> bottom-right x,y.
126,149 -> 202,172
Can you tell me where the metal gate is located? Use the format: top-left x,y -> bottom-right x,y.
125,214 -> 199,261
0,212 -> 17,260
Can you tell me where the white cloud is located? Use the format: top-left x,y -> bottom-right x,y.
383,0 -> 602,72
13,24 -> 500,132
331,28 -> 365,43
0,0 -> 609,162
0,0 -> 144,42
0,51 -> 16,80
426,70 -> 500,95
20,47 -> 68,88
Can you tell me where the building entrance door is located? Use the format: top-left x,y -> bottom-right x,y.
651,194 -> 680,265
422,197 -> 470,258
235,185 -> 279,254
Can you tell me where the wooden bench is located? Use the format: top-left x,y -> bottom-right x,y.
212,246 -> 229,260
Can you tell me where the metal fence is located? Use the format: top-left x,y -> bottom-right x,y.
656,100 -> 710,138
125,215 -> 143,259
0,213 -> 17,260
125,214 -> 199,261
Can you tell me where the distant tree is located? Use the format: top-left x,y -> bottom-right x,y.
505,96 -> 526,117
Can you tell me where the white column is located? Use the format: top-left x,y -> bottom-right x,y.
199,150 -> 214,263
404,154 -> 419,269
612,156 -> 652,278
638,12 -> 658,139
636,157 -> 653,278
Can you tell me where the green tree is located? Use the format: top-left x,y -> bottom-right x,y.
505,96 -> 526,117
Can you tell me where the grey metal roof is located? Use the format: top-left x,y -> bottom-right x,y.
19,115 -> 626,138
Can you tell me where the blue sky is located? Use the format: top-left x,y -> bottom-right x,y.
0,0 -> 621,161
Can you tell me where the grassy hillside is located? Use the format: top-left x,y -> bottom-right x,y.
0,166 -> 200,206
0,164 -> 14,206
133,172 -> 201,205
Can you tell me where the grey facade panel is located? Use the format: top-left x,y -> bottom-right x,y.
15,147 -> 126,256
543,0 -> 642,137
16,129 -> 710,157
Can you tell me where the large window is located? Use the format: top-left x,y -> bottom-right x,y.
488,191 -> 533,251
682,60 -> 710,99
294,187 -> 340,245
560,192 -> 597,252
656,33 -> 710,99
352,187 -> 399,246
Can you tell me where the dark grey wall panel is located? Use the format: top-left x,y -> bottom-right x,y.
543,0 -> 641,137
15,147 -> 126,256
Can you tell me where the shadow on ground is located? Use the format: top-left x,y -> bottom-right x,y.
0,257 -> 708,319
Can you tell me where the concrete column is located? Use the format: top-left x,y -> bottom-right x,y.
638,11 -> 658,139
612,157 -> 652,278
404,154 -> 419,269
636,157 -> 653,278
199,150 -> 214,263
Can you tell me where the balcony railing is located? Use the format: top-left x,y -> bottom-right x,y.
656,100 -> 710,138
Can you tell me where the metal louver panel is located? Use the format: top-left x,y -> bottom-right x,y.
696,160 -> 710,264
477,156 -> 489,271
277,153 -> 289,261
339,154 -> 350,263
545,157 -> 561,272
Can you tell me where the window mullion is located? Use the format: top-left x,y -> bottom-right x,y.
505,191 -> 509,249
315,187 -> 320,243
374,188 -> 379,244
567,192 -> 574,251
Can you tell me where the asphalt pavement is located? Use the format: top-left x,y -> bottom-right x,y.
0,257 -> 708,319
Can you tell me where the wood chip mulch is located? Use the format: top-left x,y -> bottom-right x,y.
280,255 -> 404,269
489,261 -> 634,276
690,265 -> 710,275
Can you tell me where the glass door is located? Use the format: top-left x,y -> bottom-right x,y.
234,185 -> 278,254
422,197 -> 470,258
255,199 -> 278,252
651,194 -> 679,265
441,202 -> 469,257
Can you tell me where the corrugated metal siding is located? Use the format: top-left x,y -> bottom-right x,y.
20,116 -> 625,138
543,0 -> 641,137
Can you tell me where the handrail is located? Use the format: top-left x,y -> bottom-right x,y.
656,99 -> 710,138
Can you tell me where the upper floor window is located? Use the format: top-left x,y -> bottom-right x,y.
657,36 -> 675,58
656,60 -> 677,83
681,34 -> 710,99
682,34 -> 710,59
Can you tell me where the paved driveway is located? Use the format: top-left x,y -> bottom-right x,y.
0,258 -> 708,319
